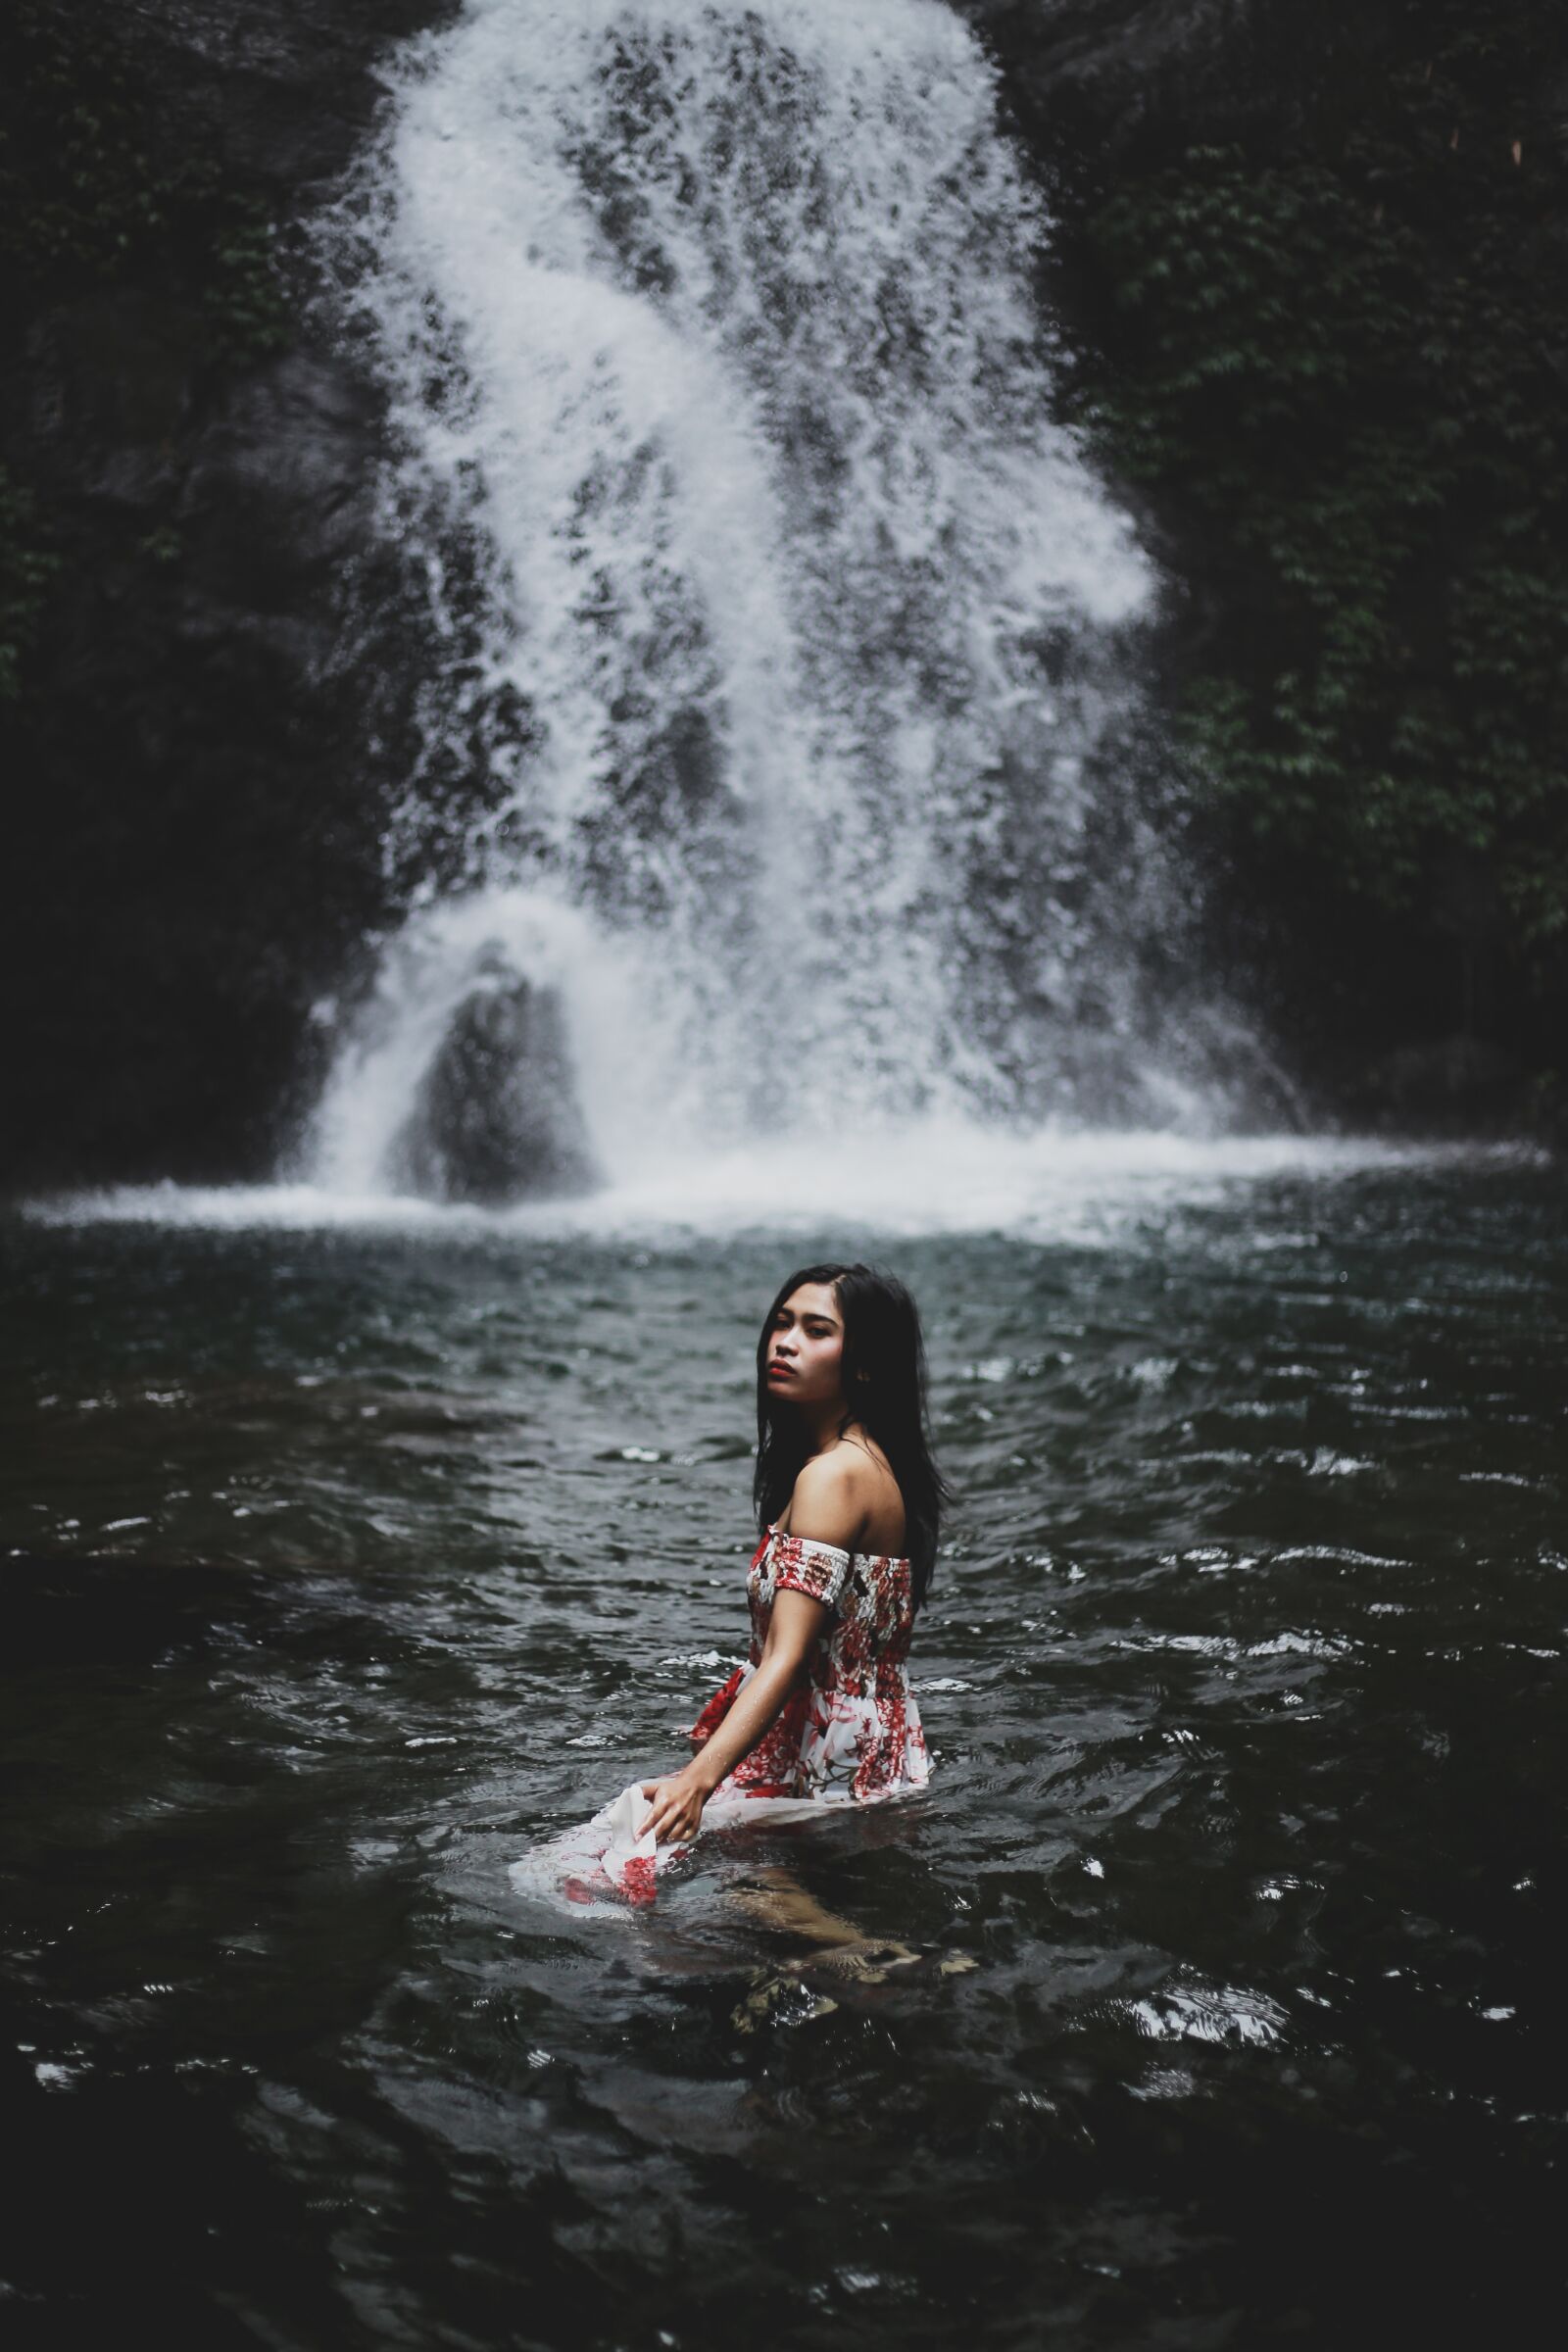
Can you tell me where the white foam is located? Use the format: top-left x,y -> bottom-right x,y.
24,1132 -> 1532,1246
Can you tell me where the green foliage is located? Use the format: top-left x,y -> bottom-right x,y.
0,465 -> 59,701
0,4 -> 292,694
137,524 -> 184,567
1058,1 -> 1568,991
0,3 -> 289,349
202,211 -> 294,362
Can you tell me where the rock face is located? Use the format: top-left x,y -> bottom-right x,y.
957,0 -> 1263,139
0,0 -> 460,1191
124,2 -> 456,187
391,973 -> 601,1206
955,1 -> 1408,167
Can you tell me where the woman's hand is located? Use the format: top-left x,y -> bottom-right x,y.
638,1766 -> 710,1845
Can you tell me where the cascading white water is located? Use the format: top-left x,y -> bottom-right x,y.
309,0 -> 1265,1201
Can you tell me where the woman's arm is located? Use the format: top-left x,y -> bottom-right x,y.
638,1455 -> 862,1844
638,1589 -> 829,1841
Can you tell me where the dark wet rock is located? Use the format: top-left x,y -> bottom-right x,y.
956,2 -> 1411,172
0,1 -> 462,1191
957,0 -> 1265,146
110,1 -> 461,197
392,975 -> 601,1205
179,352 -> 381,603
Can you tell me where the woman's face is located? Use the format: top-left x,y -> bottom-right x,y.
763,1281 -> 846,1408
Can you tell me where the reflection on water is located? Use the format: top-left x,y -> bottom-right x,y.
2,1159 -> 1565,2345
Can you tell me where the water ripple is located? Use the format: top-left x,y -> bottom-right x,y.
0,1157 -> 1563,2344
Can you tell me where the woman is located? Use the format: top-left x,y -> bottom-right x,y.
641,1259 -> 945,1847
513,1261 -> 946,1906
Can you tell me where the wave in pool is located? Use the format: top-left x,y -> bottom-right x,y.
20,1131 -> 1540,1246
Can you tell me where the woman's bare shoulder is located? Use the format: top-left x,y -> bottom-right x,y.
789,1434 -> 900,1543
832,1429 -> 900,1494
789,1448 -> 864,1543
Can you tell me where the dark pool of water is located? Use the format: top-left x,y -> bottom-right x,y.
3,1163 -> 1565,2348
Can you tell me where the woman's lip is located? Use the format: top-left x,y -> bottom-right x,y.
766,1361 -> 796,1378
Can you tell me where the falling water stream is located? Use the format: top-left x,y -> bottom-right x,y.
305,0 -> 1263,1206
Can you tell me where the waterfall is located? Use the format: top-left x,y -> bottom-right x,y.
308,0 -> 1267,1204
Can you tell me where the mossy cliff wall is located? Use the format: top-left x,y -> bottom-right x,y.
961,0 -> 1568,1133
0,1 -> 458,1188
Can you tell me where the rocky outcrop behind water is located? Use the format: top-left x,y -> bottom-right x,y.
390,968 -> 602,1205
0,0 -> 460,1188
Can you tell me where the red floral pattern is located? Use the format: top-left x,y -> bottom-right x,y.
688,1524 -> 931,1804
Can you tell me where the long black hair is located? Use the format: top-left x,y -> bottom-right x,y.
754,1261 -> 950,1608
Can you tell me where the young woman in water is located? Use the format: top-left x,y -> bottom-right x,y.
512,1261 -> 946,1908
636,1259 -> 947,1851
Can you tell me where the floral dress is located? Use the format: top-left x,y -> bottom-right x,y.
509,1524 -> 930,1908
688,1525 -> 931,1802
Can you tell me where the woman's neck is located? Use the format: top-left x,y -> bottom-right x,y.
800,1396 -> 852,1452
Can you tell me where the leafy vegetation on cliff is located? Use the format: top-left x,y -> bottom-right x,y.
0,3 -> 401,1189
0,3 -> 290,698
1051,0 -> 1567,1093
0,465 -> 56,702
0,2 -> 289,336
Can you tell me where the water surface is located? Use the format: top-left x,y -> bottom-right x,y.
3,1157 -> 1564,2346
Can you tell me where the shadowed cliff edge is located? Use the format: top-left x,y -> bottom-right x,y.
959,0 -> 1568,1140
0,0 -> 465,1189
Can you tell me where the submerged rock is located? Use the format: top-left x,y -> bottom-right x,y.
391,975 -> 600,1205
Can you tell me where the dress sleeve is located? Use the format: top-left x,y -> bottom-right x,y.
770,1532 -> 851,1610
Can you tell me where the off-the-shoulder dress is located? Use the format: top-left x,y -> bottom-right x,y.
509,1522 -> 930,1906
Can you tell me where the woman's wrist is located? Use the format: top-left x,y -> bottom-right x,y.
685,1753 -> 725,1796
